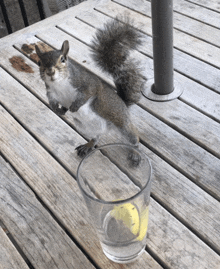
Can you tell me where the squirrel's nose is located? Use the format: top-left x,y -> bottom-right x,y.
46,67 -> 55,76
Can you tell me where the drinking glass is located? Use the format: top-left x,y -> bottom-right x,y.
77,143 -> 152,264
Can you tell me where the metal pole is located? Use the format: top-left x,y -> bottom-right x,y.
152,0 -> 173,95
143,0 -> 183,101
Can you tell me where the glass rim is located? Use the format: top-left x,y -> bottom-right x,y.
77,143 -> 152,205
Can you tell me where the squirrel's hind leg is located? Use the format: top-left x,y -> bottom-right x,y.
127,148 -> 141,167
120,123 -> 141,167
75,138 -> 97,158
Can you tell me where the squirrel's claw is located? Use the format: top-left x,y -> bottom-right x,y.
50,102 -> 68,116
56,106 -> 68,116
128,149 -> 141,167
75,140 -> 95,158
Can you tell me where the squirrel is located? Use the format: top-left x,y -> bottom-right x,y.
35,17 -> 146,159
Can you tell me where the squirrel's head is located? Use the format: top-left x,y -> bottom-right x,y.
35,40 -> 69,82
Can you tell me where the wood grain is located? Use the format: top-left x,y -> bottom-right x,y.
1,60 -> 220,257
75,9 -> 220,115
115,0 -> 220,47
0,226 -> 29,269
1,14 -> 220,249
6,31 -> 220,200
96,1 -> 220,68
188,0 -> 220,12
0,104 -> 161,268
0,0 -> 110,46
1,104 -> 219,268
0,0 -> 220,267
172,0 -> 220,28
0,156 -> 96,269
139,96 -> 220,158
29,19 -> 220,199
148,199 -> 220,269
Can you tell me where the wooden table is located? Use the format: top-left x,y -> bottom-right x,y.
1,0 -> 220,268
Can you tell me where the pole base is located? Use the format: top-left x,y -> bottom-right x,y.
142,78 -> 184,102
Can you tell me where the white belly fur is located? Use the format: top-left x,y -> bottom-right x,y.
47,77 -> 107,140
72,98 -> 107,141
46,78 -> 78,109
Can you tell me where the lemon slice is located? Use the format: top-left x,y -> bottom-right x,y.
110,203 -> 149,241
111,203 -> 140,236
136,206 -> 149,241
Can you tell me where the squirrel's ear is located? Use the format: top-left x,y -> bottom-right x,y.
35,45 -> 43,58
61,40 -> 69,59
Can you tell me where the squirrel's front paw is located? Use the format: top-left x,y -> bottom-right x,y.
75,140 -> 96,158
128,149 -> 141,167
57,106 -> 68,116
50,102 -> 67,115
52,106 -> 68,116
75,144 -> 93,158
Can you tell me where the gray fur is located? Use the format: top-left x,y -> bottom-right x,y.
91,16 -> 146,106
35,17 -> 147,157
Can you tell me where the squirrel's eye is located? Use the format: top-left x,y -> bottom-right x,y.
61,56 -> 65,63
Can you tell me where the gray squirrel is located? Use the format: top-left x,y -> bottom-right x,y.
35,17 -> 146,158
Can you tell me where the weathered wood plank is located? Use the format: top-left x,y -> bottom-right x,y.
1,50 -> 220,255
0,225 -> 29,269
173,0 -> 220,28
173,49 -> 220,94
5,26 -> 220,200
139,97 -> 220,158
96,0 -> 220,68
177,72 -> 220,122
131,104 -> 220,199
188,0 -> 220,12
148,199 -> 220,269
115,0 -> 220,47
0,44 -> 46,101
75,9 -> 220,111
144,143 -> 220,256
117,0 -> 220,29
17,28 -> 220,198
56,17 -> 220,151
1,105 -> 220,268
0,105 -> 162,268
0,156 -> 96,269
0,0 -> 220,258
14,30 -> 114,85
0,0 -> 110,47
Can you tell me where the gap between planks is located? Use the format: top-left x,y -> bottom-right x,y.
1,66 -> 220,256
2,28 -> 220,201
53,16 -> 220,157
95,1 -> 220,69
76,7 -> 220,94
186,0 -> 220,13
1,110 -> 219,268
119,0 -> 220,29
0,226 -> 31,269
0,106 -> 163,269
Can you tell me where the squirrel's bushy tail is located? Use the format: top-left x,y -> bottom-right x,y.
91,17 -> 146,106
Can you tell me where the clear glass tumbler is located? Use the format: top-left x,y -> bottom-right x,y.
77,143 -> 152,264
